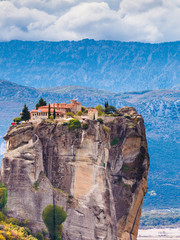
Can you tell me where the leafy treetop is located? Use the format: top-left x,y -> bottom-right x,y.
42,205 -> 67,240
95,105 -> 104,116
36,97 -> 47,109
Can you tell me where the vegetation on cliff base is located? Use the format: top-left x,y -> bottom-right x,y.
0,212 -> 36,240
42,205 -> 67,240
0,222 -> 36,240
0,183 -> 37,240
0,183 -> 7,214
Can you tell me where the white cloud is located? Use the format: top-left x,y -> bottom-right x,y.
0,0 -> 179,42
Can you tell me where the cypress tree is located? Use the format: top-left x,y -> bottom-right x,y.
53,108 -> 56,119
21,104 -> 30,121
105,101 -> 109,114
48,104 -> 51,119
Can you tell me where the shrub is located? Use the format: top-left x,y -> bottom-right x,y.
77,111 -> 82,116
6,217 -> 19,225
67,199 -> 72,204
0,212 -> 5,222
0,234 -> 5,240
68,119 -> 81,130
82,122 -> 88,130
50,115 -> 54,120
68,195 -> 73,199
34,181 -> 38,190
124,114 -> 131,119
19,219 -> 30,227
36,232 -> 43,240
97,118 -> 103,124
42,205 -> 67,240
66,112 -> 74,117
67,195 -> 73,204
0,183 -> 7,212
128,122 -> 136,128
41,228 -> 47,237
133,118 -> 138,124
124,184 -> 131,189
62,122 -> 68,126
113,176 -> 122,185
122,164 -> 129,173
111,137 -> 118,146
13,117 -> 21,123
103,126 -> 110,134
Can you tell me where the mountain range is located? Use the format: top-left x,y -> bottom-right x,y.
0,79 -> 179,210
0,39 -> 179,211
0,40 -> 179,92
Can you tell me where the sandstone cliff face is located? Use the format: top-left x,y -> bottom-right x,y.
1,107 -> 149,240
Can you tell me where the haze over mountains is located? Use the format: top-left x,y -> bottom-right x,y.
0,40 -> 179,91
0,39 -> 179,211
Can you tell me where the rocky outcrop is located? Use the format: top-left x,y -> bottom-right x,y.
0,107 -> 149,240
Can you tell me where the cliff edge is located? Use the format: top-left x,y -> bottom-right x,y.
0,107 -> 149,240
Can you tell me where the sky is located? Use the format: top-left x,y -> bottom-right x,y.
0,0 -> 180,43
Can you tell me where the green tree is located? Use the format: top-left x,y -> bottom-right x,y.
81,106 -> 88,113
48,104 -> 51,119
42,205 -> 67,240
53,108 -> 56,119
36,97 -> 47,109
21,104 -> 30,121
66,112 -> 74,117
107,105 -> 117,114
95,105 -> 104,116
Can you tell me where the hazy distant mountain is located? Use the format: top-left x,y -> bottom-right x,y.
0,80 -> 179,209
0,40 -> 179,92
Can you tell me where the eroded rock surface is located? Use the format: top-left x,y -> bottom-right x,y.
1,107 -> 149,240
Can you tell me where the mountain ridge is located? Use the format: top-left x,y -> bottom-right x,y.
0,40 -> 179,92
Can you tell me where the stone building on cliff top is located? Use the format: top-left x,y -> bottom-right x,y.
30,99 -> 81,119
